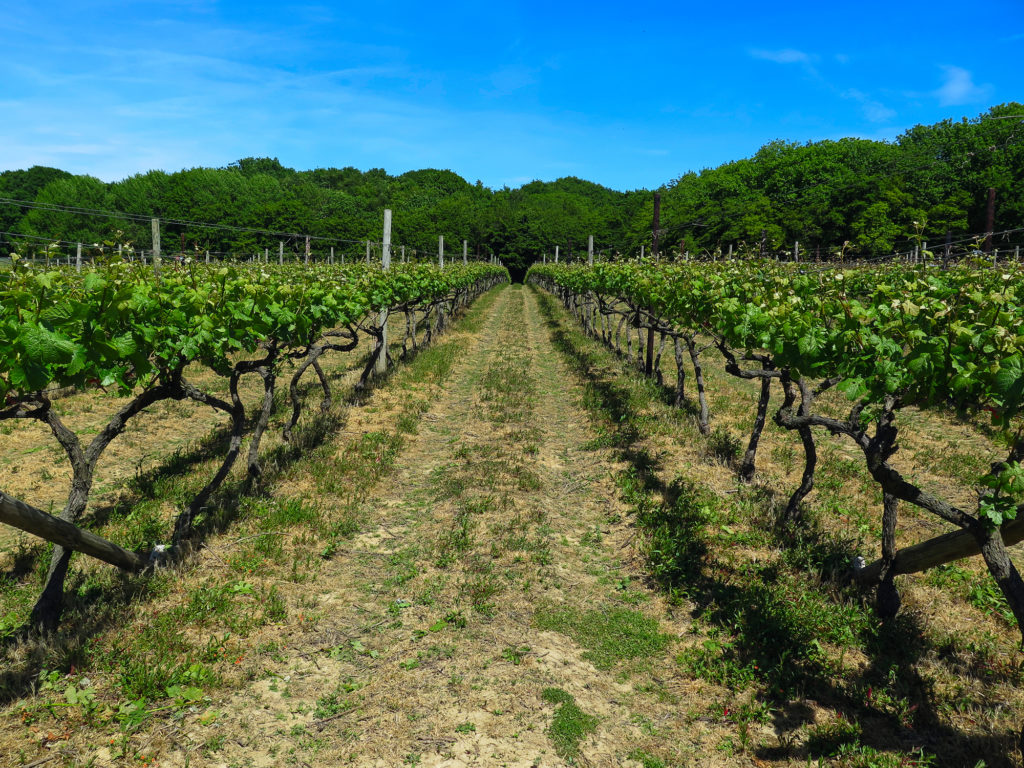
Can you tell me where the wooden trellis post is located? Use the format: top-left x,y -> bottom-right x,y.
375,209 -> 392,377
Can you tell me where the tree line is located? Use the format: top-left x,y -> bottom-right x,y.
1,103 -> 1021,277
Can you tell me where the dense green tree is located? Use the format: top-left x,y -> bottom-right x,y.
1,103 -> 1021,267
0,166 -> 73,240
20,175 -> 109,255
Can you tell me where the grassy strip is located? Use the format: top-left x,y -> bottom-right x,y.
532,285 -> 1022,768
428,286 -> 551,615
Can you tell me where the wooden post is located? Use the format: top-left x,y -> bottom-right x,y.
439,235 -> 444,268
555,245 -> 559,263
728,243 -> 733,259
330,246 -> 334,265
794,240 -> 799,262
463,239 -> 467,264
206,250 -> 210,264
264,247 -> 269,263
588,235 -> 594,266
151,218 -> 161,278
401,245 -> 406,263
944,230 -> 951,268
376,209 -> 392,377
305,235 -> 311,264
75,242 -> 82,272
640,244 -> 644,259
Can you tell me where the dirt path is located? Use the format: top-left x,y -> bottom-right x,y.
179,285 -> 709,767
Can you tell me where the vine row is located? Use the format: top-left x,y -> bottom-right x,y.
0,258 -> 508,629
528,259 -> 1024,637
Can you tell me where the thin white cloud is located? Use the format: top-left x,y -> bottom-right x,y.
934,65 -> 992,106
749,48 -> 811,64
842,89 -> 897,123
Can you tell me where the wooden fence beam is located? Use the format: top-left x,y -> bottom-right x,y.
0,490 -> 146,572
855,516 -> 1024,584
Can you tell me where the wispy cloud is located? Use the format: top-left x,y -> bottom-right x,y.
842,89 -> 897,123
934,65 -> 992,106
749,48 -> 811,64
749,48 -> 820,80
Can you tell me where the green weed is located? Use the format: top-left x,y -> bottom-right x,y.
540,687 -> 599,762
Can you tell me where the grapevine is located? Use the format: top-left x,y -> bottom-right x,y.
0,257 -> 508,628
529,258 -> 1024,636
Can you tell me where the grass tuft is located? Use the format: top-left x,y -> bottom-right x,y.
540,687 -> 599,762
534,604 -> 668,670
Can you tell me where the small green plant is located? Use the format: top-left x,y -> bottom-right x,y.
627,749 -> 668,768
805,713 -> 862,757
166,684 -> 206,709
705,426 -> 740,465
113,699 -> 150,733
501,645 -> 531,665
966,577 -> 1015,626
63,682 -> 99,718
314,691 -> 353,719
540,688 -> 598,762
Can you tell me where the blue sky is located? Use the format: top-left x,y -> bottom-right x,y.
1,1 -> 1021,191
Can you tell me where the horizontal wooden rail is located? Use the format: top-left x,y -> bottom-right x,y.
0,490 -> 146,572
855,516 -> 1024,583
